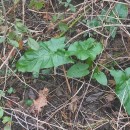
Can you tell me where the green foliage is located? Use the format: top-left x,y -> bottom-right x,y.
16,37 -> 102,74
28,37 -> 40,51
110,68 -> 130,115
0,107 -> 4,118
4,125 -> 11,130
7,87 -> 15,94
13,0 -> 20,4
8,39 -> 19,48
0,37 -> 5,43
15,19 -> 28,33
58,0 -> 76,12
29,0 -> 45,10
67,38 -> 103,60
59,22 -> 68,32
93,71 -> 107,86
86,3 -> 128,38
25,99 -> 33,106
67,63 -> 89,78
2,116 -> 11,124
16,37 -> 73,73
0,90 -> 5,100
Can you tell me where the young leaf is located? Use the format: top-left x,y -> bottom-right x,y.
16,37 -> 72,73
110,69 -> 126,85
67,63 -> 89,78
25,99 -> 33,106
0,107 -> 4,118
29,0 -> 44,10
125,67 -> 130,77
28,38 -> 39,51
93,72 -> 107,86
110,69 -> 130,115
59,22 -> 68,32
67,38 -> 102,60
115,79 -> 130,115
0,90 -> 5,99
7,87 -> 15,94
0,37 -> 5,44
4,125 -> 11,130
15,20 -> 28,33
8,39 -> 19,48
114,3 -> 128,18
2,116 -> 11,124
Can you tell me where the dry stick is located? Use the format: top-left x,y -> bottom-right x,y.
62,65 -> 71,93
45,82 -> 85,122
1,0 -> 8,56
4,108 -> 67,130
0,47 -> 15,69
66,24 -> 130,44
22,0 -> 26,24
0,57 -> 38,93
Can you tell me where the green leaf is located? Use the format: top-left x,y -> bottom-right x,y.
93,72 -> 107,86
13,0 -> 20,4
15,19 -> 28,33
114,3 -> 128,18
67,63 -> 89,78
67,38 -> 102,60
110,68 -> 130,115
7,87 -> 15,94
0,107 -> 4,118
28,38 -> 39,50
25,99 -> 33,106
0,90 -> 5,99
29,0 -> 44,10
2,116 -> 11,124
69,4 -> 76,12
87,18 -> 101,27
8,39 -> 19,48
125,67 -> 130,77
116,79 -> 130,115
59,22 -> 68,32
110,69 -> 126,85
4,125 -> 11,130
0,37 -> 5,44
16,37 -> 73,73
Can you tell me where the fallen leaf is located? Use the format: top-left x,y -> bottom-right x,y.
30,88 -> 49,114
68,96 -> 78,113
28,89 -> 36,100
86,92 -> 104,103
18,40 -> 23,50
105,93 -> 115,102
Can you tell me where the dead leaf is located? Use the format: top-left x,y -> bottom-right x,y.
28,89 -> 36,100
105,93 -> 115,102
68,96 -> 78,113
18,40 -> 24,50
30,88 -> 49,114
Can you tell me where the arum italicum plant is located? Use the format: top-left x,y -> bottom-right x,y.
16,35 -> 130,115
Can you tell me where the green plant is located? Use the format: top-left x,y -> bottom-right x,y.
0,91 -> 11,130
16,37 -> 103,77
58,0 -> 76,12
85,3 -> 128,38
16,35 -> 130,115
110,68 -> 130,115
29,0 -> 45,10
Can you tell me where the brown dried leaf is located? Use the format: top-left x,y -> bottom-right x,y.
68,96 -> 78,113
31,88 -> 49,113
105,93 -> 115,102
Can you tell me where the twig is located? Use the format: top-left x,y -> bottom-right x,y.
62,65 -> 71,93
